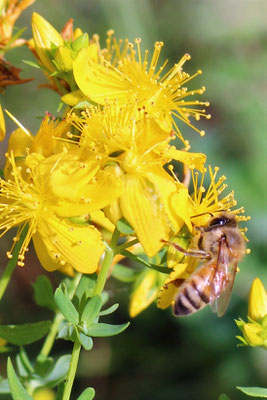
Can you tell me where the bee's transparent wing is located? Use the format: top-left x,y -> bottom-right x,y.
210,236 -> 237,317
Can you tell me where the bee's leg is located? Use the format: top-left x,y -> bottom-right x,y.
161,239 -> 211,259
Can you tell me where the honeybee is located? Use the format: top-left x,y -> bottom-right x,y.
163,212 -> 246,317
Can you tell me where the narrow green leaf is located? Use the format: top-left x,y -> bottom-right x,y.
54,285 -> 79,325
111,264 -> 141,282
122,250 -> 170,274
16,348 -> 33,377
7,358 -> 33,400
99,303 -> 119,316
0,169 -> 4,178
0,379 -> 10,394
86,322 -> 129,337
81,295 -> 102,326
117,218 -> 134,234
78,333 -> 93,350
237,386 -> 267,397
55,382 -> 64,400
77,387 -> 95,400
23,60 -> 40,69
33,276 -> 56,311
0,321 -> 51,345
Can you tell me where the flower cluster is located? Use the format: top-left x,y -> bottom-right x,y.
0,12 -> 249,317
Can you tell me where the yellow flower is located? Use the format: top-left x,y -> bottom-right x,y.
0,0 -> 35,51
129,269 -> 164,317
69,106 -> 206,256
0,152 -> 106,274
4,112 -> 72,179
72,38 -> 210,147
248,278 -> 267,321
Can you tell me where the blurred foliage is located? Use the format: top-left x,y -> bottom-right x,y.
0,0 -> 266,399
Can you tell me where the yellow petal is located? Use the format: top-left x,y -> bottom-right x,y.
61,90 -> 89,106
51,166 -> 122,217
73,49 -> 130,104
90,210 -> 115,232
157,263 -> 189,309
164,147 -> 206,172
248,278 -> 267,321
34,214 -> 104,273
144,168 -> 191,233
0,105 -> 5,141
120,176 -> 170,257
129,269 -> 159,317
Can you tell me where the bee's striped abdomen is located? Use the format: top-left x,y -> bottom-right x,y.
173,265 -> 214,316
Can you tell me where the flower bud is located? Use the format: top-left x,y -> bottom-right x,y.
54,46 -> 73,71
248,278 -> 267,321
73,27 -> 83,40
32,12 -> 63,72
0,105 -> 6,141
243,323 -> 264,347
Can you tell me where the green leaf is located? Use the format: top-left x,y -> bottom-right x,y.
57,322 -> 75,342
0,169 -> 4,178
35,355 -> 71,388
81,295 -> 102,327
77,387 -> 95,400
7,358 -> 33,400
23,60 -> 41,69
117,218 -> 134,234
122,250 -> 170,274
99,303 -> 119,316
16,348 -> 33,377
111,264 -> 141,282
86,322 -> 129,337
77,332 -> 93,350
54,284 -> 79,325
35,355 -> 54,377
73,274 -> 97,310
237,386 -> 267,397
0,379 -> 10,394
218,394 -> 231,400
0,321 -> 51,345
33,276 -> 56,311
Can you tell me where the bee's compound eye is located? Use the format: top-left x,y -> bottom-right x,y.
209,216 -> 229,227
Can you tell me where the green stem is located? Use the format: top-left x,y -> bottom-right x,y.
62,339 -> 81,400
38,313 -> 64,359
0,226 -> 28,302
93,227 -> 120,296
115,238 -> 139,254
38,273 -> 82,359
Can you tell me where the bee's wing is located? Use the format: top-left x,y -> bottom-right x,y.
210,236 -> 237,317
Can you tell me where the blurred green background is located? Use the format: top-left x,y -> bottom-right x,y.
1,0 -> 267,399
